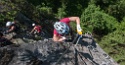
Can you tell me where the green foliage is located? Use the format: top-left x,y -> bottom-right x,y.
0,0 -> 56,24
56,0 -> 67,19
107,0 -> 125,21
117,17 -> 125,31
36,5 -> 52,14
26,0 -> 42,6
34,5 -> 53,20
0,0 -> 18,22
81,4 -> 100,33
99,18 -> 125,65
65,0 -> 88,16
99,30 -> 125,65
81,4 -> 118,35
93,0 -> 125,21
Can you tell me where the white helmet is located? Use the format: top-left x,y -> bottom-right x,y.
54,22 -> 69,35
6,21 -> 12,27
32,23 -> 35,26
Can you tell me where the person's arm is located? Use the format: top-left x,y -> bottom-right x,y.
30,27 -> 35,34
53,34 -> 66,42
7,26 -> 15,33
68,17 -> 83,35
68,17 -> 80,25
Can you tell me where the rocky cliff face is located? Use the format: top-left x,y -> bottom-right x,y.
0,34 -> 119,65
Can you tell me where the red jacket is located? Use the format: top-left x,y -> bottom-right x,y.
34,25 -> 42,33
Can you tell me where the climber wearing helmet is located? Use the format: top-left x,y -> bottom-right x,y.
53,16 -> 83,42
30,23 -> 42,35
5,21 -> 20,39
6,21 -> 18,33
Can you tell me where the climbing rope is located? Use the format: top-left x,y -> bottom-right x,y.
55,32 -> 98,65
55,34 -> 81,65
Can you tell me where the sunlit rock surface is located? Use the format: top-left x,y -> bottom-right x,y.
0,35 -> 119,65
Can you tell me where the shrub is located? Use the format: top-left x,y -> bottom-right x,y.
81,4 -> 118,35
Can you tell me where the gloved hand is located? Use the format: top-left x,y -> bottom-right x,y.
77,24 -> 82,35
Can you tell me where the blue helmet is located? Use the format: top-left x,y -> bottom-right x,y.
54,22 -> 69,35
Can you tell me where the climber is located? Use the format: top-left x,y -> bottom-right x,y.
53,16 -> 83,43
30,23 -> 43,36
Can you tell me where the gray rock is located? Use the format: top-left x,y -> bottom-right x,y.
0,34 -> 119,65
